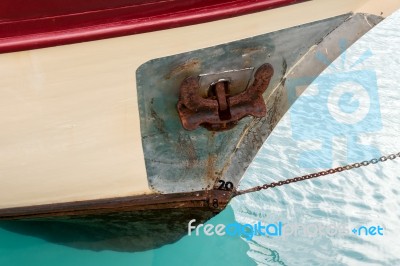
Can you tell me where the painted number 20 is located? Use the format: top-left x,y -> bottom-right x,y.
218,180 -> 234,191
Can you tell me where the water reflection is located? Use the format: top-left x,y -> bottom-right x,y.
231,12 -> 400,264
0,208 -> 214,252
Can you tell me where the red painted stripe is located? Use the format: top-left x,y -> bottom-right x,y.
0,0 -> 305,54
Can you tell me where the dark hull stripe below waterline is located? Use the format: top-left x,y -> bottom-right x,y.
0,190 -> 233,220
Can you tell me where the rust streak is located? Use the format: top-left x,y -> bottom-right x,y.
165,58 -> 201,80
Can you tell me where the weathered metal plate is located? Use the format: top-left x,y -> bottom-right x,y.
136,13 -> 381,193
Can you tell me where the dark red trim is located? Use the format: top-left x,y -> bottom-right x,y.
0,0 -> 305,54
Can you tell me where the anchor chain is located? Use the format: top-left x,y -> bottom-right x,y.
234,152 -> 400,197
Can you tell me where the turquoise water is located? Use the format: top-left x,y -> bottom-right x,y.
0,207 -> 254,266
2,10 -> 400,266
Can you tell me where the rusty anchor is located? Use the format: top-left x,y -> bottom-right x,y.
177,63 -> 274,131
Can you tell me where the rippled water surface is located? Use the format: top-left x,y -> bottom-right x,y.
233,11 -> 400,264
1,9 -> 400,266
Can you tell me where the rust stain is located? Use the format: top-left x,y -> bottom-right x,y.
205,133 -> 223,190
177,134 -> 198,169
149,98 -> 168,137
165,58 -> 201,80
280,58 -> 288,87
206,153 -> 216,178
266,87 -> 284,131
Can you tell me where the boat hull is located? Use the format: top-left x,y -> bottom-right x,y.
0,0 -> 399,251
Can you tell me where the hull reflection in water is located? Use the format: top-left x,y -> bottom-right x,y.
0,209 -> 214,252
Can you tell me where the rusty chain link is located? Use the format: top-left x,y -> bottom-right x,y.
234,152 -> 400,197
